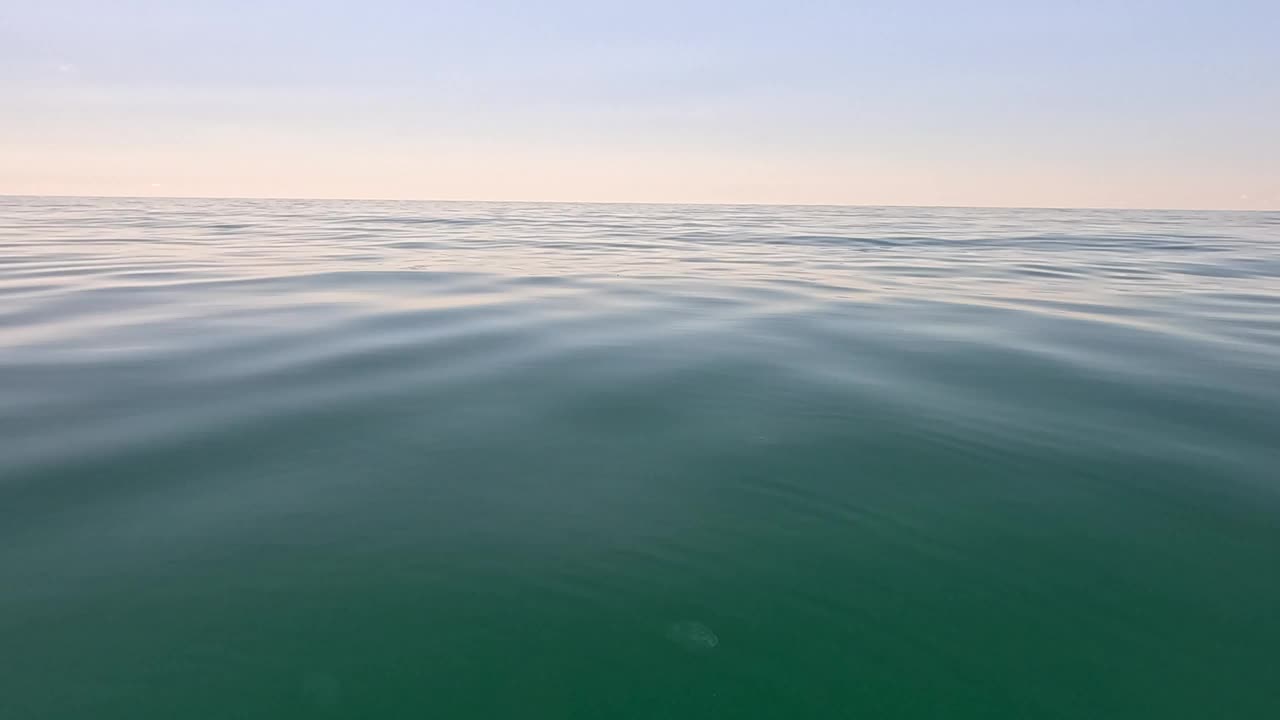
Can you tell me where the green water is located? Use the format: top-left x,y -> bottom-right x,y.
2,197 -> 1278,718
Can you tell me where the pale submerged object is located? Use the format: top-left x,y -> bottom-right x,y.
666,621 -> 719,651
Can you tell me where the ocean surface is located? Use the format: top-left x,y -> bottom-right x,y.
2,196 -> 1278,719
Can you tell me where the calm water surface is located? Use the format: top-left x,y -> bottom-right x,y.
2,197 -> 1279,718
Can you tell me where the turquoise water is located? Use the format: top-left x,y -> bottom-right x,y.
2,197 -> 1278,718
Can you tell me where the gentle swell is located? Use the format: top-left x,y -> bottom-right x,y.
1,197 -> 1279,718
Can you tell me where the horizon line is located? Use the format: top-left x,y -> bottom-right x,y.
0,192 -> 1272,214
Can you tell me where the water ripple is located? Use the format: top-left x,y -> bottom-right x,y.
2,197 -> 1279,718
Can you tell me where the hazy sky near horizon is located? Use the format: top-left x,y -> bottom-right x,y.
3,1 -> 1277,209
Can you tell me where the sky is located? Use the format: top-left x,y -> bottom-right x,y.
2,1 -> 1277,209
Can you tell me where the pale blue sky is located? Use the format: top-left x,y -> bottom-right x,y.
3,1 -> 1277,208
